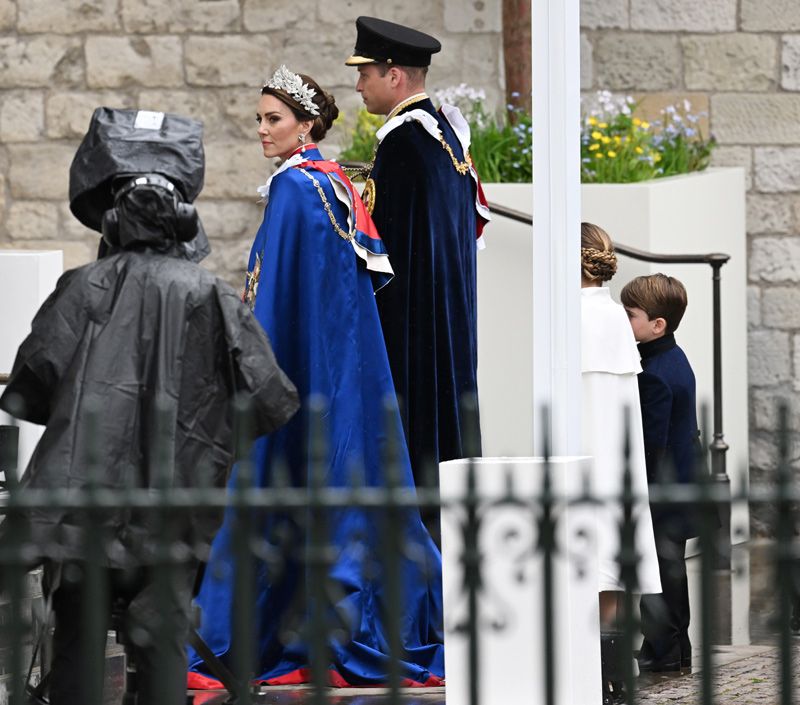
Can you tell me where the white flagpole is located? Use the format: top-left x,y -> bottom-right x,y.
532,0 -> 582,457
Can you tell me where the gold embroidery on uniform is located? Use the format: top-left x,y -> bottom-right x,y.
362,178 -> 376,215
387,93 -> 429,120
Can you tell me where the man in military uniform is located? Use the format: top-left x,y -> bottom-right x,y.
346,17 -> 489,535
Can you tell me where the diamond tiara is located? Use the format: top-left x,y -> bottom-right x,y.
264,65 -> 320,116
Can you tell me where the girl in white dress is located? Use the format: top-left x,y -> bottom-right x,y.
580,222 -> 661,704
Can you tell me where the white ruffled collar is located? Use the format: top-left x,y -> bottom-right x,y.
255,152 -> 307,204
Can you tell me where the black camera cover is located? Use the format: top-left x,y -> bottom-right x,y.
69,107 -> 205,233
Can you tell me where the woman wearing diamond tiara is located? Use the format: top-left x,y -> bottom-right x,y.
187,67 -> 445,689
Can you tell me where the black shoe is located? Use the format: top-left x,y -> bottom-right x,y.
601,631 -> 627,704
637,643 -> 681,672
602,679 -> 626,705
602,679 -> 614,705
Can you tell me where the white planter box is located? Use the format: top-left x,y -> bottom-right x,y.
0,251 -> 63,477
479,168 -> 748,539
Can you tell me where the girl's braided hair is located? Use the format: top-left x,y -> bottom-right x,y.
581,222 -> 617,282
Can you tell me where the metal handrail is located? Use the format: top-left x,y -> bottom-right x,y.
489,203 -> 731,264
488,199 -> 732,565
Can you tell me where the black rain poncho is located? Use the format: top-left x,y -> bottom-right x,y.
0,196 -> 299,569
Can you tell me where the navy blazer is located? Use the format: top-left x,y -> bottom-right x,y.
637,334 -> 700,538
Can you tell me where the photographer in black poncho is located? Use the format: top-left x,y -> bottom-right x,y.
0,108 -> 299,705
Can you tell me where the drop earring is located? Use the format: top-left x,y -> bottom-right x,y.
298,133 -> 306,153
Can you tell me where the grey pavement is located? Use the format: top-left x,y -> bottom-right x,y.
184,540 -> 794,704
185,645 -> 799,704
636,643 -> 798,705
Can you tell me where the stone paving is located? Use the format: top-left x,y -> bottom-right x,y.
637,643 -> 799,704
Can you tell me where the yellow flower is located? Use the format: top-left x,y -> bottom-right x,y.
598,122 -> 608,128
653,153 -> 662,162
591,130 -> 602,140
588,116 -> 598,126
607,150 -> 617,158
594,153 -> 604,159
602,136 -> 611,144
632,117 -> 642,126
613,135 -> 622,144
635,146 -> 644,154
589,143 -> 600,151
641,121 -> 650,129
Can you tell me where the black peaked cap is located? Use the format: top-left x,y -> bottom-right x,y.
345,16 -> 441,67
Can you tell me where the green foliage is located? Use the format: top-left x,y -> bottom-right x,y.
338,109 -> 383,162
581,92 -> 716,184
337,88 -> 716,184
466,103 -> 532,183
580,112 -> 660,184
654,105 -> 717,177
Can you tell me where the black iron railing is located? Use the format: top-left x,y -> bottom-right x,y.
0,396 -> 795,705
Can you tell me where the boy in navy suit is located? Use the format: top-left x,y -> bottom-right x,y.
621,273 -> 699,673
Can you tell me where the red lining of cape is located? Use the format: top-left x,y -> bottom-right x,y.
187,668 -> 444,690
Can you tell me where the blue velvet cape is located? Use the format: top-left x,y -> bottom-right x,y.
369,98 -> 481,484
187,148 -> 445,687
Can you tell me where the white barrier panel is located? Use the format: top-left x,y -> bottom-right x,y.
441,456 -> 601,705
0,251 -> 63,476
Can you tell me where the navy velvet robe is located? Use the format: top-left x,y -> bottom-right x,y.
370,98 -> 481,484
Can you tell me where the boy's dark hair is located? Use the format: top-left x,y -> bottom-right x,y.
620,273 -> 688,334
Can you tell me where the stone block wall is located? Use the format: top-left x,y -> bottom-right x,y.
0,0 -> 502,281
581,0 -> 800,534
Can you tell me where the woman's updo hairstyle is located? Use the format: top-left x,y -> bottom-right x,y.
261,72 -> 339,142
581,221 -> 618,283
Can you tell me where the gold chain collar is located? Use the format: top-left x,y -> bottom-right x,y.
439,136 -> 473,175
297,168 -> 355,242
